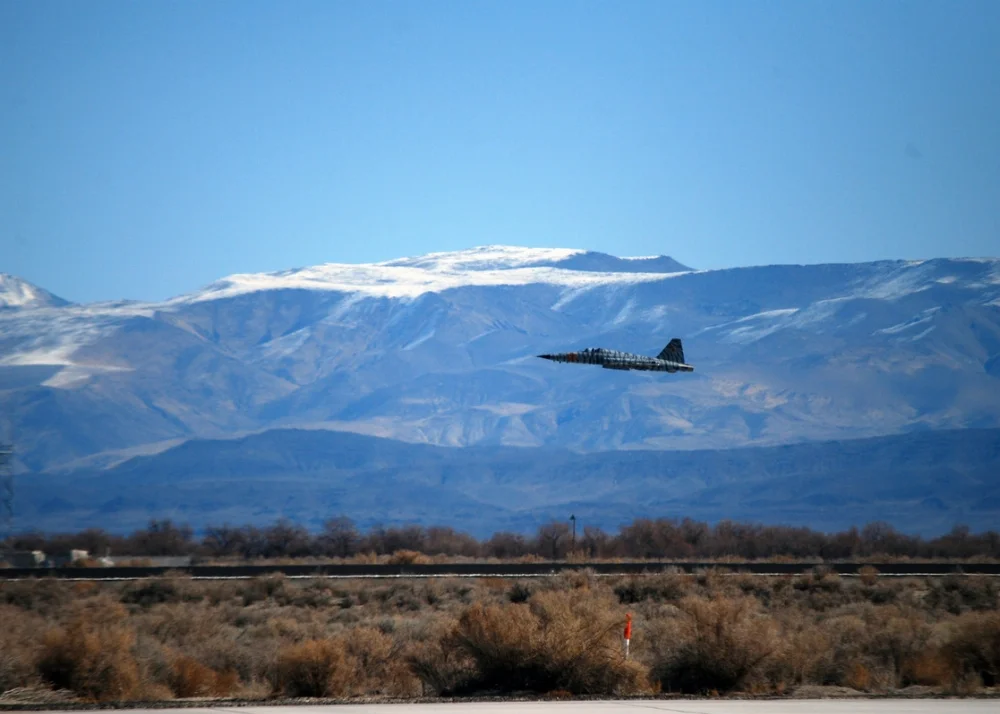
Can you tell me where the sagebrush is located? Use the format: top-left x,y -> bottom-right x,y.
0,570 -> 997,701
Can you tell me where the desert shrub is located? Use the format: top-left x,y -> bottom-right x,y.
0,604 -> 45,692
903,651 -> 954,687
448,590 -> 647,695
35,599 -> 140,701
940,611 -> 1000,688
138,602 -> 227,644
694,568 -> 731,590
280,581 -> 338,610
863,584 -> 899,605
131,602 -> 270,686
168,655 -> 217,697
843,661 -> 874,690
419,582 -> 443,607
131,632 -> 174,698
344,626 -> 418,696
442,581 -> 474,604
859,565 -> 879,586
405,621 -> 476,696
388,587 -> 425,613
240,574 -> 289,606
273,639 -> 351,698
548,569 -> 596,591
647,596 -> 779,694
865,610 -> 933,687
925,575 -> 999,615
72,581 -> 99,597
733,573 -> 773,604
8,560 -> 1000,703
194,629 -> 277,685
771,575 -> 792,595
479,577 -> 508,594
121,578 -> 182,608
784,575 -> 864,614
769,624 -> 831,687
614,573 -> 689,604
388,550 -> 431,565
201,581 -> 240,606
0,580 -> 73,616
260,614 -> 317,641
780,606 -> 931,691
508,582 -> 532,603
167,654 -> 237,698
808,614 -> 873,688
272,628 -> 417,699
794,568 -> 843,594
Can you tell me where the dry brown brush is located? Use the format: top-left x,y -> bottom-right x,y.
35,599 -> 140,701
941,611 -> 1000,689
446,590 -> 646,695
645,595 -> 779,694
272,627 -> 418,698
1,572 -> 999,702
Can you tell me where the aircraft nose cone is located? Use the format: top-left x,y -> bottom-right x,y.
538,354 -> 554,360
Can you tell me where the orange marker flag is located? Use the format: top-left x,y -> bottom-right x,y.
624,613 -> 633,640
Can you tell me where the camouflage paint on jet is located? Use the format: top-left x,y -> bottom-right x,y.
538,338 -> 694,373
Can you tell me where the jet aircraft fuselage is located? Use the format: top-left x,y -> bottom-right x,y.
538,339 -> 694,373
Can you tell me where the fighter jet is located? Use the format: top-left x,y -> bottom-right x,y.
538,338 -> 694,373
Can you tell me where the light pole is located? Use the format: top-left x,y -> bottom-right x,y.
570,514 -> 576,553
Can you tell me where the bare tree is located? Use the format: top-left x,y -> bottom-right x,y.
535,522 -> 571,560
319,516 -> 359,558
484,531 -> 529,559
128,519 -> 194,556
202,524 -> 247,557
262,519 -> 312,558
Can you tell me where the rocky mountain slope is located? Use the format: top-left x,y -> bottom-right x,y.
18,426 -> 1000,536
2,246 -> 999,474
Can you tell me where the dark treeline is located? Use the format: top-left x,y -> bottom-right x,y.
5,517 -> 1000,561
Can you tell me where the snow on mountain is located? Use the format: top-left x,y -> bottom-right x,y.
1,247 -> 999,472
382,245 -> 692,274
0,302 -> 156,367
0,274 -> 70,310
182,246 -> 690,303
381,245 -> 588,271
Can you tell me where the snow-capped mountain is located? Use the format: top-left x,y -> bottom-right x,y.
2,246 -> 999,474
0,273 -> 70,310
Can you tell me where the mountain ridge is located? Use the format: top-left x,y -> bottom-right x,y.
17,425 -> 1000,537
1,246 -> 999,474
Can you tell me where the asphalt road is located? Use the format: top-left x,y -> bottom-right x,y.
30,702 -> 997,714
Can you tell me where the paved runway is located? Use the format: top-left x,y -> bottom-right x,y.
37,701 -> 995,714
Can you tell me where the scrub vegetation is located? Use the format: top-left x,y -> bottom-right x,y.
1,568 -> 998,703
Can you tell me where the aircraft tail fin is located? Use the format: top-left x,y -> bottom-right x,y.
658,338 -> 685,364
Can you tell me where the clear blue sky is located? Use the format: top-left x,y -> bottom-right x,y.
2,1 -> 999,303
